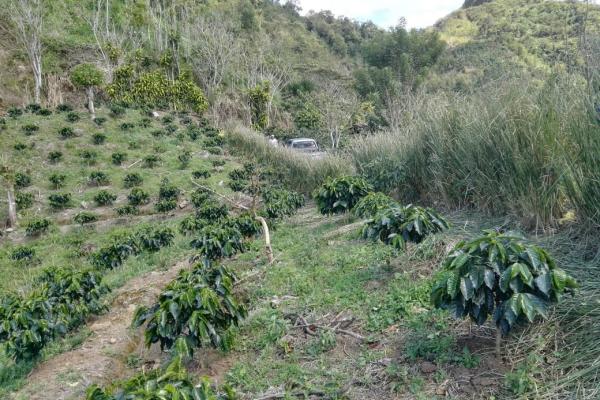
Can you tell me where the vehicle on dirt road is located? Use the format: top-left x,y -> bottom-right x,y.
284,138 -> 326,158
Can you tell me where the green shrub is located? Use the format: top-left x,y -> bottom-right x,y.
111,152 -> 127,165
93,117 -> 106,126
180,116 -> 192,125
143,154 -> 161,168
21,124 -> 39,135
25,103 -> 41,113
48,173 -> 67,189
48,151 -> 63,164
48,193 -> 72,209
137,227 -> 175,252
155,199 -> 177,213
25,218 -> 51,236
204,135 -> 224,147
79,150 -> 98,165
133,264 -> 246,353
431,230 -> 578,336
206,146 -> 223,155
158,180 -> 180,201
362,205 -> 448,250
353,192 -> 399,218
8,107 -> 23,118
10,246 -> 35,261
165,123 -> 178,134
74,211 -> 99,225
313,176 -> 372,214
90,234 -> 141,269
56,104 -> 73,112
195,200 -> 229,221
190,225 -> 244,261
128,188 -> 150,206
190,188 -> 212,208
58,126 -> 75,139
115,205 -> 139,216
192,168 -> 211,179
179,215 -> 207,235
94,190 -> 117,206
109,104 -> 125,118
151,129 -> 165,137
65,112 -> 80,122
123,173 -> 143,188
36,108 -> 52,116
92,133 -> 106,145
13,142 -> 27,151
15,191 -> 34,210
262,188 -> 305,219
187,128 -> 201,141
211,159 -> 226,168
15,172 -> 32,189
120,122 -> 135,131
88,171 -> 110,186
227,213 -> 262,238
161,115 -> 174,124
138,117 -> 152,128
178,150 -> 192,169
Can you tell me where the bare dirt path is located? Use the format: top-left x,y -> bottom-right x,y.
13,260 -> 190,400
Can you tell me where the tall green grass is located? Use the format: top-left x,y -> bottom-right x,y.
226,125 -> 349,193
347,75 -> 600,230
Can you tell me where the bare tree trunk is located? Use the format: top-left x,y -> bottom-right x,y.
7,186 -> 17,228
255,216 -> 273,264
87,86 -> 95,117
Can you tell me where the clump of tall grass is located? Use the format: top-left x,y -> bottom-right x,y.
226,125 -> 349,193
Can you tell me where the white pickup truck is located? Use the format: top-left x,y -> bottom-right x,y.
284,138 -> 326,158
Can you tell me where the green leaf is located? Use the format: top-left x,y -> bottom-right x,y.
483,268 -> 496,289
460,277 -> 474,301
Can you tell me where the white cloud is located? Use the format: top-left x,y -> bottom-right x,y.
297,0 -> 464,29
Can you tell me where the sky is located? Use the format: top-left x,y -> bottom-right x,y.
297,0 -> 464,29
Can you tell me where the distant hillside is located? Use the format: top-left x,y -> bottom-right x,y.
430,0 -> 600,91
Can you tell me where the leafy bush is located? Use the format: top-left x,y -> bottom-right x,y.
111,152 -> 127,165
21,124 -> 39,135
25,103 -> 41,113
143,154 -> 161,168
48,173 -> 67,189
8,107 -> 23,118
204,135 -> 224,147
120,122 -> 135,131
133,264 -> 246,353
90,234 -> 141,269
48,151 -> 63,164
25,218 -> 51,236
15,191 -> 34,210
48,193 -> 72,209
192,168 -> 211,179
362,205 -> 449,250
74,211 -> 99,225
155,199 -> 177,213
190,225 -> 244,261
161,115 -> 174,124
158,180 -> 180,201
137,227 -> 175,252
123,172 -> 143,188
195,200 -> 229,221
79,150 -> 98,165
58,126 -> 76,139
10,246 -> 35,261
93,117 -> 106,126
115,205 -> 139,216
206,146 -> 223,155
262,188 -> 305,219
178,150 -> 192,169
211,159 -> 226,168
92,133 -> 106,145
85,357 -> 237,400
65,112 -> 80,122
165,123 -> 178,134
190,188 -> 212,208
227,213 -> 262,238
313,176 -> 372,214
56,104 -> 73,112
94,190 -> 117,206
179,215 -> 207,235
13,142 -> 27,151
128,188 -> 150,206
109,104 -> 125,118
138,117 -> 152,128
88,171 -> 110,186
151,129 -> 165,137
431,230 -> 578,336
353,192 -> 399,218
15,172 -> 32,189
36,108 -> 52,116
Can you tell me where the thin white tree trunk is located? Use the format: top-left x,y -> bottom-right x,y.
87,86 -> 95,117
7,186 -> 17,228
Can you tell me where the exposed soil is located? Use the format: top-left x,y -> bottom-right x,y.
13,260 -> 191,400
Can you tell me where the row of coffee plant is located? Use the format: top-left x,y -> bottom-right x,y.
0,267 -> 108,361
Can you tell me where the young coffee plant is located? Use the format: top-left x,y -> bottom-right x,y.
10,245 -> 36,261
36,108 -> 52,116
15,172 -> 32,189
137,227 -> 175,252
128,187 -> 150,206
111,152 -> 127,165
92,133 -> 106,145
190,225 -> 244,261
431,230 -> 578,341
25,103 -> 41,113
80,150 -> 98,165
13,142 -> 28,151
313,176 -> 373,214
93,116 -> 107,126
48,151 -> 63,164
133,264 -> 247,353
195,200 -> 229,222
138,117 -> 152,128
48,193 -> 72,209
262,188 -> 305,219
178,150 -> 192,169
48,173 -> 67,189
362,205 -> 449,250
227,213 -> 262,238
123,172 -> 143,188
353,192 -> 399,218
65,112 -> 80,122
56,104 -> 73,112
190,188 -> 213,208
58,126 -> 76,139
8,107 -> 23,118
155,199 -> 177,213
94,190 -> 117,206
151,128 -> 166,137
120,122 -> 135,131
179,215 -> 207,235
192,168 -> 211,179
115,205 -> 140,216
211,159 -> 226,168
74,211 -> 99,226
90,234 -> 141,269
21,124 -> 39,135
85,356 -> 237,400
158,179 -> 180,201
15,191 -> 34,210
88,171 -> 111,186
143,154 -> 161,168
109,104 -> 126,118
25,218 -> 51,236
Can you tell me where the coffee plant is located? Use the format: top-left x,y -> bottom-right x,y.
94,190 -> 117,206
155,199 -> 177,213
195,200 -> 229,222
88,171 -> 111,186
133,264 -> 247,353
65,112 -> 80,122
206,146 -> 223,155
128,188 -> 150,206
120,122 -> 135,131
92,133 -> 106,145
190,225 -> 244,261
313,176 -> 373,214
109,104 -> 126,118
25,218 -> 52,238
93,117 -> 106,126
48,151 -> 63,164
190,188 -> 212,208
10,246 -> 35,261
90,234 -> 141,269
137,227 -> 175,252
192,168 -> 211,179
74,211 -> 99,226
158,179 -> 180,201
58,126 -> 76,139
111,152 -> 127,165
227,213 -> 262,238
353,192 -> 399,218
8,106 -> 23,118
138,117 -> 152,128
15,191 -> 34,210
123,172 -> 143,188
15,172 -> 32,189
211,159 -> 226,168
25,103 -> 41,113
143,154 -> 161,168
13,142 -> 27,151
56,104 -> 73,112
179,215 -> 206,235
362,204 -> 449,250
431,230 -> 578,337
36,108 -> 52,116
21,124 -> 39,135
80,150 -> 98,165
115,205 -> 140,216
48,173 -> 67,189
262,188 -> 305,219
178,150 -> 192,169
48,193 -> 72,209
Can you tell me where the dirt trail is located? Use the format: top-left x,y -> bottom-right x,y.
13,261 -> 190,400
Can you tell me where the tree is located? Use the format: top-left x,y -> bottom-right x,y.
9,0 -> 44,104
317,81 -> 358,148
0,165 -> 17,229
70,64 -> 104,117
